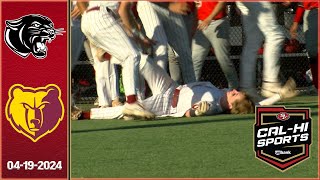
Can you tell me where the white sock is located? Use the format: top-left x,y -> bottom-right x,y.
258,94 -> 281,106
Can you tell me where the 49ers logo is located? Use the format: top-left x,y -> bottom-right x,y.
5,84 -> 64,142
276,112 -> 290,121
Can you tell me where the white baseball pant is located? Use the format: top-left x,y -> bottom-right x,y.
138,58 -> 225,117
137,2 -> 196,83
89,44 -> 120,107
81,4 -> 143,97
236,2 -> 284,89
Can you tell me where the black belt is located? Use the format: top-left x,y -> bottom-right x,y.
86,6 -> 114,13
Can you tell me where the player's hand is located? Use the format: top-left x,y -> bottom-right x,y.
71,6 -> 82,19
168,2 -> 190,15
290,22 -> 299,39
197,19 -> 210,30
194,101 -> 210,116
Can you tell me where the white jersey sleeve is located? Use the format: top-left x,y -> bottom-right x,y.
171,82 -> 225,117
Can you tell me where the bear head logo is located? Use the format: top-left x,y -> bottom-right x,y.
5,84 -> 64,142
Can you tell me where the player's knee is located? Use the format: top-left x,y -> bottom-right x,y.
266,32 -> 285,45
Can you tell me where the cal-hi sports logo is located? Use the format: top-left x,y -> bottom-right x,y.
4,14 -> 64,59
254,106 -> 311,171
5,84 -> 64,142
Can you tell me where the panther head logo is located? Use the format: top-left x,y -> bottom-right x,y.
4,14 -> 64,59
5,84 -> 64,142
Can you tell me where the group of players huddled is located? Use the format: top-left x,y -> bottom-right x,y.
71,1 -> 318,120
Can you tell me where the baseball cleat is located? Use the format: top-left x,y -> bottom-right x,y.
123,102 -> 155,120
123,115 -> 135,121
279,77 -> 298,99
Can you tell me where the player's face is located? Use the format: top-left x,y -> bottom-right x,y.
226,89 -> 245,107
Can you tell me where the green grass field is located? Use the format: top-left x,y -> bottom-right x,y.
71,95 -> 318,178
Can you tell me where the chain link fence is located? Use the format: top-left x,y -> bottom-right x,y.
72,3 -> 313,104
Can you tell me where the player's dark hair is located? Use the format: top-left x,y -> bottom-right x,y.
230,92 -> 255,114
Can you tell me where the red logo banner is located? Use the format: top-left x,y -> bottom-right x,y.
1,1 -> 68,178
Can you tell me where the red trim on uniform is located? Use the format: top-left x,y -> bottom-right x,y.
86,6 -> 100,13
103,52 -> 111,60
126,95 -> 137,104
171,89 -> 180,108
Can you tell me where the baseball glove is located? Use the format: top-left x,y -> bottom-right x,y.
195,101 -> 210,116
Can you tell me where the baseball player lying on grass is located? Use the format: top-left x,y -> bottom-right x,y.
78,55 -> 297,120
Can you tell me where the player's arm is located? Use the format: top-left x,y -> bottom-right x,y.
198,2 -> 226,30
290,3 -> 304,39
185,101 -> 211,117
76,1 -> 89,15
71,4 -> 82,19
118,2 -> 139,33
118,2 -> 155,49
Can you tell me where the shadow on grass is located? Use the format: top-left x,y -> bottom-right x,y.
72,115 -> 254,134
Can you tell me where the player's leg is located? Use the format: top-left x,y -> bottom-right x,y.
258,78 -> 297,105
236,2 -> 264,102
71,19 -> 86,71
105,58 -> 122,106
151,5 -> 196,83
71,19 -> 85,119
208,18 -> 239,89
137,1 -> 168,70
81,9 -> 139,100
304,9 -> 318,89
109,63 -> 120,100
166,14 -> 196,84
254,2 -> 285,96
139,54 -> 176,95
83,39 -> 94,66
90,45 -> 112,107
81,9 -> 155,118
83,39 -> 99,106
168,13 -> 195,84
191,27 -> 211,81
139,55 -> 177,117
168,45 -> 182,84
